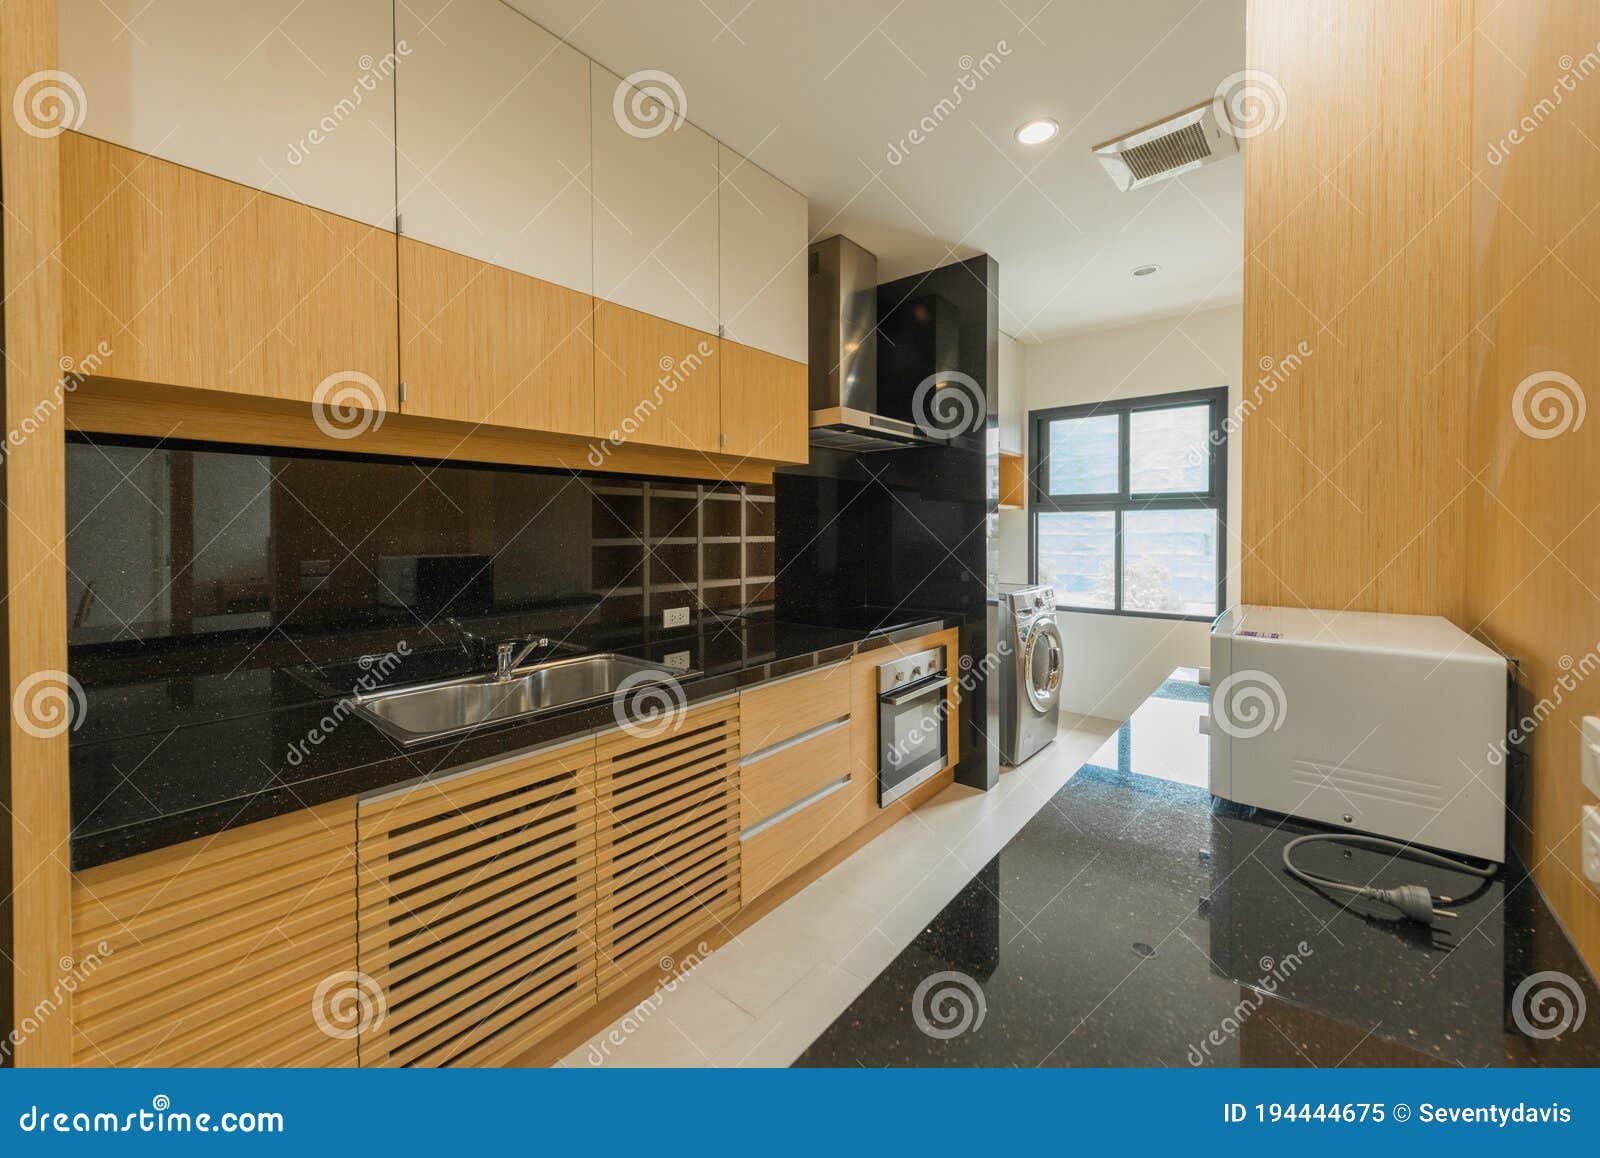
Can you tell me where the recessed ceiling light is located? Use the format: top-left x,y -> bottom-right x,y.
1132,264 -> 1161,277
1014,118 -> 1059,146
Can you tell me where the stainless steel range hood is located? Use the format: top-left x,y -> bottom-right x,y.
808,235 -> 936,452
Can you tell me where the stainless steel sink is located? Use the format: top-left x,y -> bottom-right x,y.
348,652 -> 696,745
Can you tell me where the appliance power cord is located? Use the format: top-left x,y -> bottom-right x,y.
1281,833 -> 1499,924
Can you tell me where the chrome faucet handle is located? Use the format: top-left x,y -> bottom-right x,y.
495,641 -> 516,681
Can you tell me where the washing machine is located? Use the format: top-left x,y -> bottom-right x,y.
998,583 -> 1063,765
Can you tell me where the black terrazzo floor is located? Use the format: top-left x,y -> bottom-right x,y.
796,677 -> 1600,1067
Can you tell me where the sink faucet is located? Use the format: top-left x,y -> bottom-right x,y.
495,637 -> 550,681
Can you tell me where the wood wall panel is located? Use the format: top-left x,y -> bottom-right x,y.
399,237 -> 594,435
70,800 -> 358,1067
1466,0 -> 1600,972
1241,0 -> 1473,619
59,131 -> 399,408
2,0 -> 71,1067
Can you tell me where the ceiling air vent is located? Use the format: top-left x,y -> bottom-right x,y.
1092,99 -> 1239,192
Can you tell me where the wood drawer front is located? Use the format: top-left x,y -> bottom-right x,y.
741,720 -> 851,827
740,664 -> 852,757
741,774 -> 874,905
356,738 -> 598,1068
399,237 -> 595,434
595,699 -> 741,998
60,132 -> 398,408
70,799 -> 358,1068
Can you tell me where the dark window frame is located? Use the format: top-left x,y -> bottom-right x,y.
1027,386 -> 1229,622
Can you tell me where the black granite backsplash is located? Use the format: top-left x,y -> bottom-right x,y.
66,433 -> 774,683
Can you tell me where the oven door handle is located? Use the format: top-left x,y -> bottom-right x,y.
879,674 -> 950,706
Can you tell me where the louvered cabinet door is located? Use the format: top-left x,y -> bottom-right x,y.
70,800 -> 359,1067
594,699 -> 742,997
355,739 -> 599,1067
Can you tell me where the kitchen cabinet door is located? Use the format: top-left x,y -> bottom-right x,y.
590,63 -> 720,334
58,0 -> 396,229
717,145 -> 808,362
593,300 -> 721,455
394,0 -> 594,434
719,340 -> 809,463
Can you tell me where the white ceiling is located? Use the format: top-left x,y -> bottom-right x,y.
508,0 -> 1245,343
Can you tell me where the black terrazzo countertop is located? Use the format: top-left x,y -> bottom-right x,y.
69,611 -> 955,870
797,672 -> 1600,1068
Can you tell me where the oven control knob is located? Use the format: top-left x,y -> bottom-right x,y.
894,671 -> 905,683
911,666 -> 922,678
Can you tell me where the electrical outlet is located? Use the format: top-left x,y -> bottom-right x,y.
1583,805 -> 1600,886
663,650 -> 692,672
661,606 -> 690,630
1583,716 -> 1600,799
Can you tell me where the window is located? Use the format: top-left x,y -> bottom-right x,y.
1029,387 -> 1227,620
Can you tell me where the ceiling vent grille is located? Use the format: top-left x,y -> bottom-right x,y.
1093,99 -> 1239,192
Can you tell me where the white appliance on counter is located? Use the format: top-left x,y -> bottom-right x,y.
1204,606 -> 1508,862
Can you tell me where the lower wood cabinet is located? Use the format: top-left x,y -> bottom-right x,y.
719,340 -> 809,464
69,799 -> 359,1067
593,298 -> 722,454
398,237 -> 595,435
355,738 -> 598,1068
59,131 -> 399,409
594,698 -> 742,997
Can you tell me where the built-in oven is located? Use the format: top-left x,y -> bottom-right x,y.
877,645 -> 950,806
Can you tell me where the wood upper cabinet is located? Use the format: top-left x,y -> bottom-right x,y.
60,131 -> 400,409
717,146 -> 808,362
590,63 -> 720,334
717,146 -> 810,463
394,0 -> 594,433
593,300 -> 721,453
58,0 -> 397,229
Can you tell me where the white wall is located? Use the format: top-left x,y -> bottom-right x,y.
1008,305 -> 1243,721
996,331 -> 1030,584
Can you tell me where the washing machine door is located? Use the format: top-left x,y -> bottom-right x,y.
1021,618 -> 1063,713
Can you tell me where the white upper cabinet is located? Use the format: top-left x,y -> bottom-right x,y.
57,0 -> 397,229
590,63 -> 719,334
395,0 -> 592,294
717,145 -> 808,363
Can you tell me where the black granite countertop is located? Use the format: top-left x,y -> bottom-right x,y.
69,610 -> 956,870
797,671 -> 1600,1068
